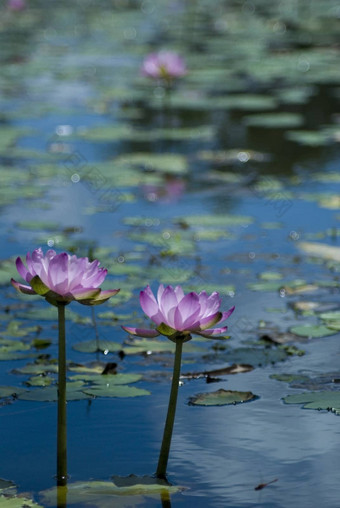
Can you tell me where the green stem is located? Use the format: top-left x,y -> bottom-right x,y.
156,338 -> 183,479
57,303 -> 67,487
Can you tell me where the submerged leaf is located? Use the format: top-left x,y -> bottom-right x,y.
40,477 -> 181,507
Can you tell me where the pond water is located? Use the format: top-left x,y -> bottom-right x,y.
1,0 -> 340,507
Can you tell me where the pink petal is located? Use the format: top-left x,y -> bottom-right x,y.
157,284 -> 165,303
11,279 -> 36,295
198,311 -> 223,331
140,286 -> 159,319
159,285 -> 178,317
220,306 -> 235,321
175,292 -> 200,330
121,326 -> 159,338
15,257 -> 30,282
174,285 -> 185,303
72,288 -> 101,300
93,289 -> 120,300
196,326 -> 229,338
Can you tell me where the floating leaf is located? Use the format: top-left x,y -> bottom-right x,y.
283,391 -> 340,415
69,373 -> 142,385
0,386 -> 26,398
189,389 -> 257,406
12,363 -> 58,375
0,494 -> 43,507
244,113 -> 303,128
290,325 -> 337,338
72,340 -> 122,354
17,382 -> 88,402
115,153 -> 188,175
82,385 -> 150,398
176,214 -> 253,227
25,376 -> 54,387
298,242 -> 340,262
318,311 -> 340,321
123,339 -> 204,355
31,339 -> 52,349
181,363 -> 253,380
286,129 -> 334,146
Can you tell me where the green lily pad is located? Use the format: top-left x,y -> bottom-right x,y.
31,338 -> 52,349
69,373 -> 142,385
290,325 -> 337,338
176,214 -> 253,227
12,363 -> 59,375
259,272 -> 283,281
0,386 -> 26,398
25,376 -> 54,387
283,391 -> 340,415
318,311 -> 340,321
285,129 -> 334,146
15,220 -> 60,231
82,385 -> 150,398
244,113 -> 304,128
270,373 -> 311,384
0,494 -> 42,507
123,339 -> 204,355
189,389 -> 257,406
72,340 -> 122,354
17,383 -> 90,402
115,153 -> 188,175
298,242 -> 340,262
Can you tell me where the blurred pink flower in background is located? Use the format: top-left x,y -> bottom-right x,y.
7,0 -> 26,11
143,177 -> 186,203
141,51 -> 187,82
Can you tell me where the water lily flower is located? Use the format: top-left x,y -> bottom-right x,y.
11,248 -> 119,306
122,284 -> 235,479
122,284 -> 234,340
141,51 -> 187,82
11,247 -> 119,486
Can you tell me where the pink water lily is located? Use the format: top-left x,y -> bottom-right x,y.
122,284 -> 234,339
11,248 -> 119,305
141,51 -> 187,81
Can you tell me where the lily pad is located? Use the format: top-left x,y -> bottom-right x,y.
115,153 -> 188,175
0,386 -> 26,398
189,389 -> 257,406
72,340 -> 122,354
82,385 -> 150,398
244,113 -> 304,128
283,391 -> 340,415
17,382 -> 89,402
298,242 -> 340,262
176,214 -> 253,227
0,495 -> 42,507
69,373 -> 142,385
290,325 -> 337,338
123,339 -> 204,355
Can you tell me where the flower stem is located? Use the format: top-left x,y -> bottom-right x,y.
57,303 -> 67,486
156,337 -> 183,479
